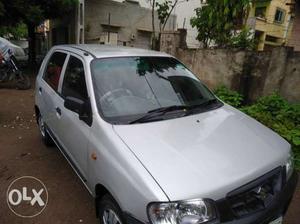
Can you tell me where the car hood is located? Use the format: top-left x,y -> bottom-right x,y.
113,105 -> 290,201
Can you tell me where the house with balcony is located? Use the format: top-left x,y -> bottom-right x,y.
248,0 -> 293,51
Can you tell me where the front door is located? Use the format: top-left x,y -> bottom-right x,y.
39,51 -> 68,136
55,54 -> 91,181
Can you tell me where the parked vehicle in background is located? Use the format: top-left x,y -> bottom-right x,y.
0,40 -> 31,90
10,39 -> 29,64
8,39 -> 45,67
35,45 -> 297,224
0,37 -> 28,63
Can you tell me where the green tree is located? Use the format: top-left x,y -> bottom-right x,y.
152,0 -> 188,49
190,0 -> 251,48
0,22 -> 28,39
0,0 -> 78,65
148,0 -> 188,49
156,0 -> 171,32
156,0 -> 187,32
229,27 -> 256,50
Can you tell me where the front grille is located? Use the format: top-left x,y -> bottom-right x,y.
226,167 -> 283,219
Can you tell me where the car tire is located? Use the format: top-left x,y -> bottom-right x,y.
37,114 -> 54,146
98,195 -> 125,224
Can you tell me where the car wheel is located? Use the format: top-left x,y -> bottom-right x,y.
98,195 -> 124,224
38,114 -> 54,146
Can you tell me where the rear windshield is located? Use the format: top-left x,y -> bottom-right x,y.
91,57 -> 218,124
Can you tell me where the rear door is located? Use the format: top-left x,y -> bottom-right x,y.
54,54 -> 91,181
39,51 -> 68,135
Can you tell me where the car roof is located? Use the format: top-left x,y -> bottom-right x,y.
55,44 -> 171,58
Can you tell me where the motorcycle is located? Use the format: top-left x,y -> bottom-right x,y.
0,49 -> 31,90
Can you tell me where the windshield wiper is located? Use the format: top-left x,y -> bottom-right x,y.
192,98 -> 218,108
129,105 -> 189,124
185,99 -> 220,115
129,99 -> 220,124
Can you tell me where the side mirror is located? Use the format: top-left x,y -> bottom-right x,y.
64,96 -> 84,114
64,96 -> 92,126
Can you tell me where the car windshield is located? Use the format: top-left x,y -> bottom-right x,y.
91,56 -> 220,124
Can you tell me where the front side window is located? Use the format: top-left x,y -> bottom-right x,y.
43,52 -> 67,91
62,56 -> 88,100
274,8 -> 285,23
91,57 -> 221,124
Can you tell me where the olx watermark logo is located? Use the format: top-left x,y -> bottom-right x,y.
6,176 -> 48,218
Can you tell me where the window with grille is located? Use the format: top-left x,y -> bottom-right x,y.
274,8 -> 285,23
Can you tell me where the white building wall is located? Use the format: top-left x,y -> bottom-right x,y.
136,0 -> 202,48
84,0 -> 176,49
173,0 -> 202,48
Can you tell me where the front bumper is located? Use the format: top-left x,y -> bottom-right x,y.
216,170 -> 298,224
126,170 -> 298,224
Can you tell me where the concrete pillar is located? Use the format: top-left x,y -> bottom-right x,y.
75,0 -> 85,44
178,29 -> 187,49
257,32 -> 266,51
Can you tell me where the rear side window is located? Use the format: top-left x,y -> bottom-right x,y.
44,52 -> 67,91
62,56 -> 88,100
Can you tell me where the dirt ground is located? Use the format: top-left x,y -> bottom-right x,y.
0,82 -> 299,224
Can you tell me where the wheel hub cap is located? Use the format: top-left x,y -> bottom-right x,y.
39,116 -> 46,137
103,209 -> 122,224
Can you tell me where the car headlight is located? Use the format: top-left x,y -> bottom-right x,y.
286,150 -> 294,180
147,199 -> 217,224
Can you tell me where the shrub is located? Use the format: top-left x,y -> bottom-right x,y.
229,27 -> 257,50
214,86 -> 243,108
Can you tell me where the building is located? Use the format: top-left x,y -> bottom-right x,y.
49,0 -> 176,49
134,0 -> 202,48
173,0 -> 202,48
248,0 -> 294,51
287,0 -> 300,51
49,0 -> 83,46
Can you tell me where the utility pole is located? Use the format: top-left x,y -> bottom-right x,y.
108,13 -> 111,43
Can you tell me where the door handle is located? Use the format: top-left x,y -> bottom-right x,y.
38,87 -> 42,94
56,107 -> 62,116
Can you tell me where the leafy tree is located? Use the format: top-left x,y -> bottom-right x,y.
0,0 -> 78,65
156,0 -> 171,32
0,22 -> 28,39
229,27 -> 256,50
148,0 -> 188,49
156,0 -> 186,32
190,0 -> 252,48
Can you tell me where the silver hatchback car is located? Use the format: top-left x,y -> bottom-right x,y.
35,45 -> 297,224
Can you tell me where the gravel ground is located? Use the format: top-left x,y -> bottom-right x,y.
0,84 -> 299,224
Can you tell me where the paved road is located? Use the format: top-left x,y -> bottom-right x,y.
0,87 -> 299,223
